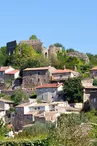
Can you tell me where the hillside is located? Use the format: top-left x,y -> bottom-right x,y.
0,36 -> 97,78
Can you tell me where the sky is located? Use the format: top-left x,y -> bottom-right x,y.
0,0 -> 97,54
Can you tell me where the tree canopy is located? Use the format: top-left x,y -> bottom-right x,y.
11,89 -> 28,106
63,77 -> 83,103
29,35 -> 38,40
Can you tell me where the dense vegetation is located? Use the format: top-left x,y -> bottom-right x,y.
63,77 -> 83,103
1,111 -> 97,145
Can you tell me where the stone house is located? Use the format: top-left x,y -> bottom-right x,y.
34,111 -> 60,123
0,98 -> 14,124
4,70 -> 20,81
14,101 -> 81,130
51,69 -> 80,82
29,103 -> 50,112
14,102 -> 58,130
15,102 -> 38,130
83,86 -> 97,110
90,66 -> 97,78
22,66 -> 56,88
36,83 -> 63,102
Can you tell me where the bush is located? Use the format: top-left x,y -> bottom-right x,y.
93,79 -> 97,86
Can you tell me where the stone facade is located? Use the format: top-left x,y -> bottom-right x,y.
36,83 -> 63,102
83,87 -> 97,110
51,69 -> 80,82
90,67 -> 97,78
22,66 -> 56,88
6,40 -> 17,55
20,39 -> 42,51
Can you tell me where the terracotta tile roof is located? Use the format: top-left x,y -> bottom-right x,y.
16,102 -> 31,108
24,67 -> 51,71
5,70 -> 19,75
84,86 -> 97,89
90,66 -> 97,71
36,83 -> 62,89
29,103 -> 49,107
52,69 -> 74,74
0,98 -> 13,103
0,67 -> 9,71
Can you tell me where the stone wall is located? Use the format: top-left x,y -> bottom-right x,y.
20,39 -> 42,51
22,70 -> 50,88
68,51 -> 89,64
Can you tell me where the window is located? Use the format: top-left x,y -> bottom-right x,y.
94,98 -> 96,103
42,95 -> 43,99
38,72 -> 40,75
38,78 -> 40,82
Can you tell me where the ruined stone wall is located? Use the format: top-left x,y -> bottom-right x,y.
68,51 -> 89,64
48,45 -> 62,59
20,40 -> 42,51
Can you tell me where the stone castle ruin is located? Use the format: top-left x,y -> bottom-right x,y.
20,39 -> 42,51
6,40 -> 89,64
67,51 -> 89,64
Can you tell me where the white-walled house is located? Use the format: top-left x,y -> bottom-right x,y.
29,103 -> 50,112
36,83 -> 63,102
5,70 -> 20,81
0,66 -> 14,83
0,66 -> 20,84
0,98 -> 13,123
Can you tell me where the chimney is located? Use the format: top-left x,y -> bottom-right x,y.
74,65 -> 77,71
64,65 -> 66,69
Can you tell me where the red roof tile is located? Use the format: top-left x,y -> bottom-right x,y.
36,83 -> 62,89
90,66 -> 97,71
5,70 -> 19,75
52,69 -> 74,74
24,67 -> 50,71
0,67 -> 9,71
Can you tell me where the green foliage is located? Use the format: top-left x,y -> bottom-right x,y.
30,93 -> 37,99
63,77 -> 83,103
87,53 -> 97,66
0,46 -> 7,66
93,79 -> 97,86
11,89 -> 28,106
66,48 -> 75,52
0,139 -> 48,146
48,113 -> 91,146
54,43 -> 63,48
29,35 -> 38,40
17,122 -> 53,139
0,119 -> 8,138
11,44 -> 40,69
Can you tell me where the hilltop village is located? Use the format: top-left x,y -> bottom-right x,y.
0,35 -> 97,134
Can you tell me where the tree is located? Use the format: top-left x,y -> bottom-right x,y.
67,48 -> 75,52
49,114 -> 91,146
54,43 -> 63,48
0,46 -> 7,66
0,119 -> 8,138
93,79 -> 97,86
63,77 -> 83,103
11,89 -> 28,106
11,44 -> 40,69
29,35 -> 38,40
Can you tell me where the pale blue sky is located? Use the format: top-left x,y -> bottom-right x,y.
0,0 -> 97,54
